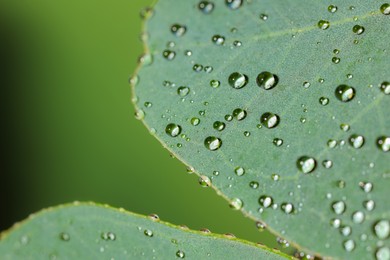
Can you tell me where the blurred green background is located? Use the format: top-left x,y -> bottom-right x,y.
0,0 -> 291,254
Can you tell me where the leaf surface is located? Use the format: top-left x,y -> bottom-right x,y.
0,203 -> 289,259
133,0 -> 390,258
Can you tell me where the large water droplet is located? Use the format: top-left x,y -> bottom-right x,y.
376,247 -> 390,260
198,1 -> 215,14
281,203 -> 294,214
363,200 -> 375,211
335,85 -> 356,102
332,201 -> 346,215
166,123 -> 182,137
343,239 -> 355,252
374,220 -> 390,239
234,167 -> 245,176
381,3 -> 390,15
177,86 -> 190,97
225,0 -> 242,10
359,181 -> 373,193
352,211 -> 365,224
377,136 -> 390,152
233,108 -> 247,120
256,71 -> 278,90
380,81 -> 390,94
349,134 -> 365,149
228,72 -> 248,89
259,195 -> 273,208
260,112 -> 280,128
204,136 -> 222,151
296,156 -> 317,173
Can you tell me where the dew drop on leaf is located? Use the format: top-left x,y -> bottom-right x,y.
259,195 -> 273,208
204,136 -> 222,151
343,239 -> 355,252
176,250 -> 185,258
296,156 -> 317,173
328,5 -> 338,13
212,35 -> 225,45
230,198 -> 243,210
376,136 -> 390,152
210,80 -> 221,88
332,201 -> 346,215
352,25 -> 365,35
213,121 -> 226,131
225,0 -> 243,10
281,203 -> 294,214
380,81 -> 390,94
376,247 -> 390,260
199,175 -> 212,187
144,229 -> 153,237
234,167 -> 245,176
171,24 -> 187,37
162,50 -> 176,60
374,220 -> 390,239
165,123 -> 182,137
349,134 -> 365,149
335,85 -> 356,102
177,86 -> 190,97
260,112 -> 280,128
381,3 -> 390,15
352,211 -> 365,224
228,72 -> 248,89
318,20 -> 330,30
249,181 -> 259,189
363,200 -> 375,211
232,108 -> 247,120
191,117 -> 200,126
198,1 -> 215,14
59,232 -> 70,241
256,71 -> 279,90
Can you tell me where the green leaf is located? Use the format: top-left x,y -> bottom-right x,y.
132,0 -> 390,259
0,203 -> 289,259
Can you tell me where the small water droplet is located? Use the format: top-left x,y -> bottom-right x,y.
328,5 -> 338,13
166,123 -> 182,137
352,211 -> 365,224
198,1 -> 215,14
144,102 -> 152,108
193,64 -> 203,72
257,71 -> 279,90
352,25 -> 365,35
273,138 -> 283,147
59,232 -> 70,241
332,201 -> 346,215
363,200 -> 375,211
212,35 -> 225,45
225,0 -> 243,10
233,108 -> 247,120
171,24 -> 187,37
259,13 -> 268,21
319,97 -> 330,106
234,167 -> 245,176
318,20 -> 330,30
233,40 -> 242,47
148,214 -> 160,221
322,160 -> 333,169
135,109 -> 145,120
327,139 -> 337,148
340,124 -> 350,132
331,218 -> 342,228
380,81 -> 390,94
176,250 -> 185,258
343,239 -> 355,252
184,50 -> 192,56
297,156 -> 317,173
374,220 -> 390,239
144,229 -> 153,237
225,114 -> 233,121
281,203 -> 294,214
191,117 -> 200,126
177,86 -> 190,97
303,81 -> 311,88
340,225 -> 352,236
199,175 -> 211,187
335,85 -> 356,102
359,181 -> 373,193
230,198 -> 243,210
349,134 -> 365,148
101,232 -> 116,241
256,221 -> 266,231
163,50 -> 176,60
260,112 -> 280,128
377,136 -> 390,152
249,181 -> 259,189
210,80 -> 221,88
332,57 -> 340,64
204,136 -> 222,151
259,195 -> 273,208
228,72 -> 248,89
381,3 -> 390,15
213,121 -> 226,131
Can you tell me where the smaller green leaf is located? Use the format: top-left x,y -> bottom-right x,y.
0,203 -> 291,259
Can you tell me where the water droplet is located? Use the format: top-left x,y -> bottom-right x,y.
376,247 -> 390,260
148,214 -> 160,221
225,0 -> 242,10
332,57 -> 340,64
171,24 -> 187,37
135,109 -> 145,120
340,225 -> 352,236
260,112 -> 280,128
234,167 -> 245,176
349,134 -> 365,148
59,232 -> 70,241
191,117 -> 200,126
328,5 -> 338,13
322,160 -> 333,169
204,136 -> 222,151
303,81 -> 311,88
352,25 -> 365,35
381,3 -> 390,15
228,72 -> 248,89
230,198 -> 243,210
243,131 -> 251,137
210,80 -> 221,88
343,239 -> 355,252
204,66 -> 213,73
166,123 -> 182,137
297,156 -> 317,173
340,124 -> 350,132
138,53 -> 153,66
327,139 -> 337,148
273,138 -> 283,147
256,221 -> 266,231
199,175 -> 211,187
144,102 -> 152,108
281,203 -> 294,214
249,181 -> 259,189
144,229 -> 153,237
337,180 -> 346,188
374,220 -> 390,239
193,64 -> 203,72
213,121 -> 226,131
176,250 -> 185,258
271,173 -> 280,181
259,14 -> 268,21
319,97 -> 329,105
259,195 -> 273,208
184,50 -> 192,56
380,81 -> 390,94
256,71 -> 279,90
318,20 -> 330,30
359,181 -> 373,193
177,86 -> 190,97
377,136 -> 390,152
347,74 -> 353,79
233,40 -> 242,47
232,108 -> 247,120
330,218 -> 342,228
213,170 -> 219,176
212,35 -> 225,45
363,200 -> 375,211
198,1 -> 215,14
335,85 -> 356,102
163,50 -> 176,60
333,49 -> 340,54
225,114 -> 233,121
352,211 -> 365,223
139,7 -> 154,19
332,201 -> 346,215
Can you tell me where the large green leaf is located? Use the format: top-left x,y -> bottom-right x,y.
0,203 -> 289,259
132,0 -> 390,259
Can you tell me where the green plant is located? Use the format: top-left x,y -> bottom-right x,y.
1,0 -> 389,259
